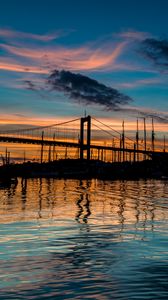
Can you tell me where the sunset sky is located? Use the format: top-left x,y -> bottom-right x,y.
0,0 -> 168,128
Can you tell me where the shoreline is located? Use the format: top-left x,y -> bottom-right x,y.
0,158 -> 168,181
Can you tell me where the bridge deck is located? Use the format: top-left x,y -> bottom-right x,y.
0,136 -> 156,155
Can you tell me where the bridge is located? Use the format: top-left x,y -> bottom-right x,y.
0,115 -> 166,164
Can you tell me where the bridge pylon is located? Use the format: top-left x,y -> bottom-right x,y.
80,115 -> 91,160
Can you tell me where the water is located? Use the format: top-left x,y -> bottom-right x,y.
0,178 -> 168,299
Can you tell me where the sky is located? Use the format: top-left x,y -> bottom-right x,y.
0,0 -> 168,128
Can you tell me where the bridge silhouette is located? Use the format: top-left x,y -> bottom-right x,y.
0,115 -> 166,164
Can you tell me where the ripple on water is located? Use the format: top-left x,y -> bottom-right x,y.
0,178 -> 168,299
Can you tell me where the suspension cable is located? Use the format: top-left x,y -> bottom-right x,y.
0,118 -> 80,134
92,122 -> 120,141
92,116 -> 147,149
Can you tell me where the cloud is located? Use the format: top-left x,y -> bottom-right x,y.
47,69 -> 132,110
0,28 -> 65,42
25,80 -> 39,91
0,41 -> 126,72
24,79 -> 53,100
24,69 -> 168,124
117,30 -> 151,41
0,60 -> 48,74
117,78 -> 164,89
118,105 -> 168,123
139,38 -> 168,72
1,28 -> 167,77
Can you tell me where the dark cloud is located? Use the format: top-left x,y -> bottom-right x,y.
120,105 -> 168,123
118,107 -> 168,123
144,113 -> 168,123
25,80 -> 38,92
24,80 -> 52,100
47,69 -> 132,110
140,38 -> 168,72
24,70 -> 168,123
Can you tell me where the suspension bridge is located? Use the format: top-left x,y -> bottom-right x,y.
0,115 -> 166,164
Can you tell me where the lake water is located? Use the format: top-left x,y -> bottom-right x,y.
0,178 -> 168,299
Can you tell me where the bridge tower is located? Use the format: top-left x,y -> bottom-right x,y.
80,115 -> 91,160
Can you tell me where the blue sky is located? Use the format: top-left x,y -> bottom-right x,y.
0,0 -> 168,126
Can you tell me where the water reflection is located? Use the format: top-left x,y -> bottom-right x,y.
76,180 -> 91,223
0,179 -> 168,299
38,178 -> 42,218
21,178 -> 27,211
0,178 -> 168,231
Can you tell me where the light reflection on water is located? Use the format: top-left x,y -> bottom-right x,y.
0,179 -> 168,299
